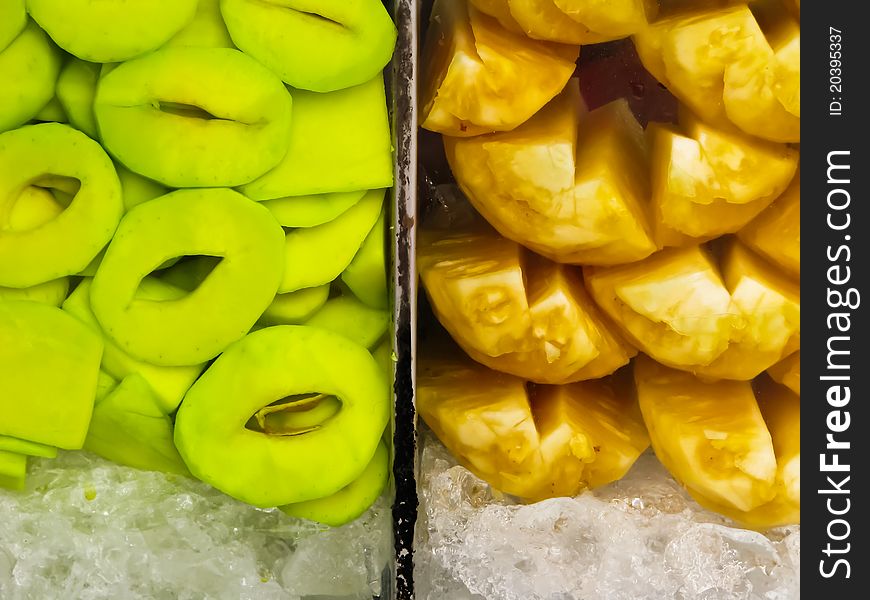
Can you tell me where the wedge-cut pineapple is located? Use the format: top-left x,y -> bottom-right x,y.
419,226 -> 636,384
585,245 -> 740,370
421,0 -> 579,137
534,379 -> 650,493
649,110 -> 798,246
738,171 -> 800,279
418,352 -> 649,500
633,4 -> 799,142
691,376 -> 800,529
418,355 -> 544,497
635,355 -> 777,513
471,0 -> 609,44
469,0 -> 525,32
693,241 -> 800,380
768,351 -> 800,396
553,0 -> 653,38
446,82 -> 657,266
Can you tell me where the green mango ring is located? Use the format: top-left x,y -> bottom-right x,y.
220,0 -> 397,93
174,325 -> 390,508
95,47 -> 293,188
280,439 -> 389,526
263,190 -> 366,228
26,0 -> 197,62
0,21 -> 62,133
0,123 -> 123,288
56,58 -> 101,139
90,188 -> 285,366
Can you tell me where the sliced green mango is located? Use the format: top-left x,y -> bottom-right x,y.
0,300 -> 101,449
174,325 -> 389,507
372,338 -> 393,376
259,285 -> 330,326
84,374 -> 190,476
34,96 -> 67,123
0,21 -> 62,133
0,436 -> 56,459
306,295 -> 389,349
94,47 -> 293,188
0,123 -> 123,288
280,188 -> 383,293
166,0 -> 233,49
263,190 -> 366,228
0,277 -> 69,306
116,163 -> 169,212
56,57 -> 101,138
220,0 -> 396,92
342,205 -> 388,308
0,449 -> 27,490
95,370 -> 118,404
26,0 -> 198,62
63,278 -> 205,413
0,0 -> 26,52
240,77 -> 393,199
280,439 -> 389,526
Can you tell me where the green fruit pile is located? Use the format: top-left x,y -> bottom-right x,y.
0,0 -> 396,527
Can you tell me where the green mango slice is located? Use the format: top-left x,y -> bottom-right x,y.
306,295 -> 389,349
26,0 -> 197,62
157,256 -> 223,292
259,285 -> 330,326
64,278 -> 205,413
166,0 -> 234,49
0,449 -> 27,490
116,164 -> 169,212
342,205 -> 388,308
251,393 -> 342,434
0,277 -> 69,306
91,188 -> 285,366
372,338 -> 393,376
263,190 -> 366,228
240,77 -> 393,199
220,0 -> 396,93
56,57 -> 101,138
280,188 -> 383,293
0,300 -> 101,449
280,439 -> 389,526
174,325 -> 389,507
95,370 -> 118,404
34,96 -> 67,123
0,21 -> 62,133
0,0 -> 25,52
95,47 -> 293,188
0,123 -> 123,288
84,373 -> 190,476
0,436 -> 56,459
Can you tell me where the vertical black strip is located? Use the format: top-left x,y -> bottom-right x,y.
389,1 -> 418,599
804,2 -> 867,597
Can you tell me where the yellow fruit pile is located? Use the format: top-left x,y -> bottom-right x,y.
418,0 -> 799,530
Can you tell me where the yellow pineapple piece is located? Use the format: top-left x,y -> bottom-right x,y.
635,355 -> 777,513
738,163 -> 800,281
694,241 -> 800,380
420,0 -> 579,136
419,226 -> 635,384
418,352 -> 648,500
768,351 -> 800,396
469,0 -> 525,32
633,4 -> 799,142
553,0 -> 653,38
649,110 -> 798,246
585,245 -> 740,370
691,376 -> 800,529
418,355 -> 544,497
446,81 -> 657,266
502,0 -> 610,44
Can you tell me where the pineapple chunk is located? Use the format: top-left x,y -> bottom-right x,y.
469,0 -> 525,32
649,111 -> 798,246
585,245 -> 740,370
420,0 -> 579,136
419,226 -> 635,384
501,0 -> 610,44
446,82 -> 657,266
633,4 -> 799,142
768,351 -> 800,396
738,171 -> 800,279
691,376 -> 800,528
694,241 -> 800,380
635,355 -> 777,513
418,352 -> 649,500
553,0 -> 653,38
